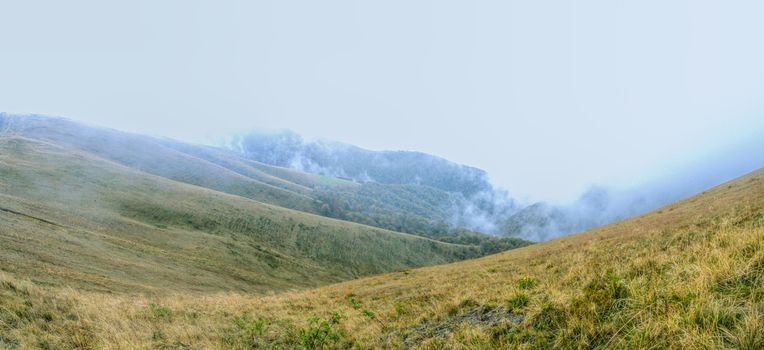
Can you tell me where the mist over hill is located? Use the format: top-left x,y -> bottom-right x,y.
503,131 -> 764,241
228,130 -> 523,234
231,129 -> 764,241
230,130 -> 493,196
4,114 -> 759,243
0,113 -> 529,256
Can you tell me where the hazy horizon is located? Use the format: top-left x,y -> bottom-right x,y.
3,0 -> 764,202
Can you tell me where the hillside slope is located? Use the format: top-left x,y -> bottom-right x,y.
255,167 -> 763,349
0,135 -> 484,295
0,114 -> 323,213
0,114 -> 530,251
3,166 -> 761,348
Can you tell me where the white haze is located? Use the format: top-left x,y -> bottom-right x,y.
225,126 -> 764,241
1,1 -> 764,204
515,130 -> 764,241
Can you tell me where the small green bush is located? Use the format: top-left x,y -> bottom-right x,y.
224,315 -> 271,348
148,303 -> 173,319
235,315 -> 269,337
394,303 -> 407,317
347,296 -> 362,310
299,312 -> 346,349
362,310 -> 376,319
518,276 -> 537,290
507,293 -> 530,310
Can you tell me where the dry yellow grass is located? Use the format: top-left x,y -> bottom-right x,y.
2,169 -> 764,349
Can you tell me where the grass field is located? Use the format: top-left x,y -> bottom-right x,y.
2,144 -> 762,348
0,135 -> 486,297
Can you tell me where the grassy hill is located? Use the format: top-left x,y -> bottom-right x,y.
0,134 -> 491,297
0,114 -> 529,251
2,162 -> 763,348
0,114 -> 324,213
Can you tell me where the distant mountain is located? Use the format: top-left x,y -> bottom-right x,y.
230,130 -> 493,196
230,130 -> 522,234
501,187 -> 614,241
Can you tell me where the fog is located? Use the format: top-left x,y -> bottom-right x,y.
3,110 -> 763,242
511,130 -> 764,240
226,126 -> 764,241
3,1 -> 764,205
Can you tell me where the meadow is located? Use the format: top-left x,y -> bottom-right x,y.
2,164 -> 762,348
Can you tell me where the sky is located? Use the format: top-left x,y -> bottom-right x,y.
2,0 -> 763,202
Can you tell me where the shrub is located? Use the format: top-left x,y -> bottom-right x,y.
347,296 -> 362,310
518,276 -> 537,290
224,315 -> 271,348
362,310 -> 375,319
148,303 -> 173,319
298,312 -> 346,349
394,303 -> 407,317
507,293 -> 530,310
235,315 -> 269,337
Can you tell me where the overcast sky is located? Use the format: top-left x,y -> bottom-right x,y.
2,0 -> 763,202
